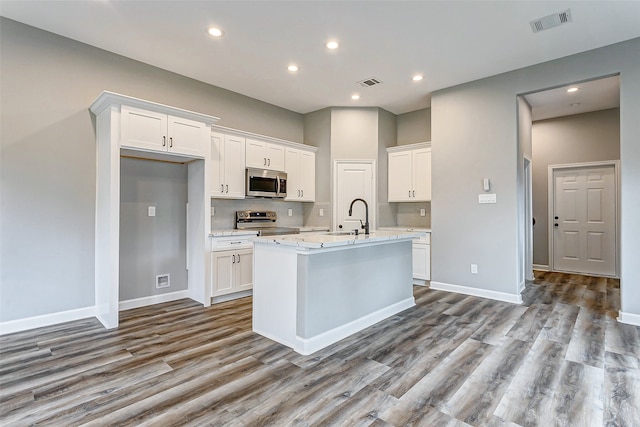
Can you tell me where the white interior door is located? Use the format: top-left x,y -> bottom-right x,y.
334,162 -> 375,232
552,165 -> 616,276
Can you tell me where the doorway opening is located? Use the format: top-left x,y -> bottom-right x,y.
518,74 -> 620,281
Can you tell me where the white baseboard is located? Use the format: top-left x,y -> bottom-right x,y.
119,290 -> 190,311
293,297 -> 416,355
533,264 -> 549,271
618,311 -> 640,327
518,280 -> 526,293
430,281 -> 523,304
212,290 -> 252,304
0,306 -> 97,336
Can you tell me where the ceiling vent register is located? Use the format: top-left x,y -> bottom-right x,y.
530,9 -> 572,33
357,77 -> 383,88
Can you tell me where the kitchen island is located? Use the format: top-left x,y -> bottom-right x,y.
252,230 -> 419,355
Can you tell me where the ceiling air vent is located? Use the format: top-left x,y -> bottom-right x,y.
530,9 -> 572,33
357,77 -> 382,88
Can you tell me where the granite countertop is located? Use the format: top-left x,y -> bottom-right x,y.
253,230 -> 421,249
377,226 -> 431,232
298,226 -> 331,232
210,229 -> 260,237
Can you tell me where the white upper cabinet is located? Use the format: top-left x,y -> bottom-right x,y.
211,133 -> 246,199
245,138 -> 285,171
285,147 -> 315,202
121,105 -> 209,157
387,142 -> 432,202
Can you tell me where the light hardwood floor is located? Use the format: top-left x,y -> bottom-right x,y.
1,272 -> 639,426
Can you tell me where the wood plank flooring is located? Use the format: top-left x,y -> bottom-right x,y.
1,271 -> 639,426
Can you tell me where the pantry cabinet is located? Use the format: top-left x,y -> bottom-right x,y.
121,105 -> 209,157
245,138 -> 285,171
211,133 -> 246,199
387,142 -> 432,202
285,147 -> 316,201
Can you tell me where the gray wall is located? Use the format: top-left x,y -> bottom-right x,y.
0,18 -> 304,322
532,108 -> 621,266
377,108 -> 397,227
397,107 -> 431,145
432,38 -> 640,317
120,158 -> 188,300
302,108 -> 331,228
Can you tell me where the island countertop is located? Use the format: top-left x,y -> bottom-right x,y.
253,229 -> 421,249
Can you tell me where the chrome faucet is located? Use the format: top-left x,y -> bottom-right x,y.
348,198 -> 370,235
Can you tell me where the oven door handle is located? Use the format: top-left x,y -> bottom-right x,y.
276,176 -> 281,196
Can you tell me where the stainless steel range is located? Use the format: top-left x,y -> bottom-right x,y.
235,210 -> 300,236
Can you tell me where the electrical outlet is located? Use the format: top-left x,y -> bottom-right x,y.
288,208 -> 293,217
420,209 -> 426,217
319,208 -> 324,217
470,264 -> 478,274
148,206 -> 156,217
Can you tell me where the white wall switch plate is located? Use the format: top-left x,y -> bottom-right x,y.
478,194 -> 497,204
288,208 -> 293,217
319,208 -> 324,217
148,206 -> 156,216
420,208 -> 426,217
471,264 -> 478,274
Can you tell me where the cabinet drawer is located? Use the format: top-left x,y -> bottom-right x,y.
413,233 -> 430,244
210,235 -> 256,251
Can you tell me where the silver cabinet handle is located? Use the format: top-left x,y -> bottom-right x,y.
162,136 -> 166,147
237,254 -> 240,263
264,158 -> 267,165
409,190 -> 411,197
301,189 -> 303,197
221,184 -> 224,193
169,137 -> 173,148
226,184 -> 229,193
268,158 -> 270,166
232,254 -> 236,263
413,190 -> 415,197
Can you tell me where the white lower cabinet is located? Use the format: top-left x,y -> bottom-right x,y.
412,233 -> 431,285
211,248 -> 253,297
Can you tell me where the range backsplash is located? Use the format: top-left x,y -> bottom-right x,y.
211,198 -> 305,230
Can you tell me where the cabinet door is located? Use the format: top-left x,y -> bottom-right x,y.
235,249 -> 253,291
167,115 -> 206,157
210,133 -> 225,197
412,242 -> 430,280
121,106 -> 167,152
388,151 -> 413,202
266,143 -> 285,171
245,139 -> 267,169
284,148 -> 299,200
211,251 -> 234,296
223,135 -> 246,198
413,148 -> 432,201
299,150 -> 316,201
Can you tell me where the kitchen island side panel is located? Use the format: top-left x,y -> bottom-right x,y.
296,240 -> 413,338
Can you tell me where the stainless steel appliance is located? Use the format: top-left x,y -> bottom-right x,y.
245,168 -> 287,198
235,210 -> 299,236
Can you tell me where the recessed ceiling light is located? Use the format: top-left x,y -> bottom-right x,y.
207,27 -> 224,37
567,87 -> 579,93
412,74 -> 423,82
351,94 -> 360,100
326,41 -> 339,50
287,65 -> 299,72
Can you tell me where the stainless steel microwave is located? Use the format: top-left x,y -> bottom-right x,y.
245,168 -> 287,198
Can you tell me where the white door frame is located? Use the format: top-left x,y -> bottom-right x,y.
548,160 -> 620,277
332,159 -> 377,232
524,155 -> 534,281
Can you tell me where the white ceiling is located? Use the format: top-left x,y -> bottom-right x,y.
1,1 -> 639,115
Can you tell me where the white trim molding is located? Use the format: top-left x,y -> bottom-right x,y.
618,311 -> 640,327
119,290 -> 190,311
292,297 -> 415,355
0,306 -> 97,336
533,264 -> 549,271
430,281 -> 523,304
